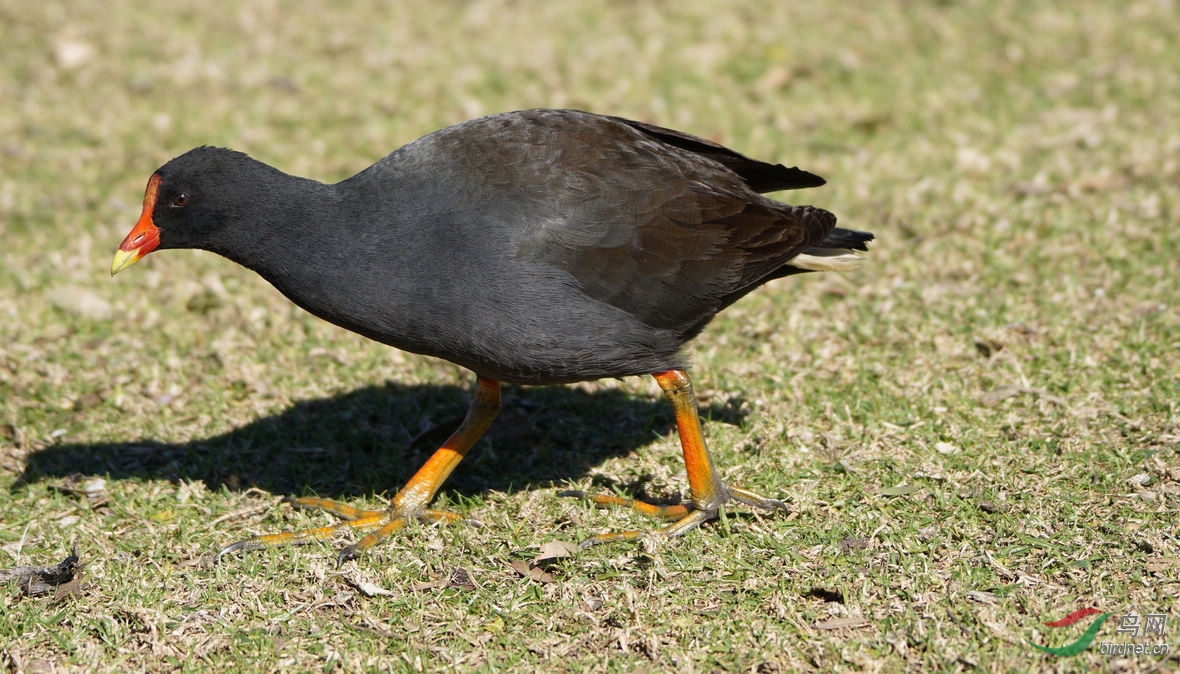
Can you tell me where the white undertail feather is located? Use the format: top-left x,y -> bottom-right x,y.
787,249 -> 868,272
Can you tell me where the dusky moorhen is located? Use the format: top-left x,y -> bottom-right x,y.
112,109 -> 872,563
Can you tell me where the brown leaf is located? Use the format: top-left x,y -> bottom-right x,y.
47,286 -> 112,320
343,573 -> 395,597
73,390 -> 104,411
814,616 -> 870,630
981,385 -> 1065,407
49,475 -> 108,507
966,590 -> 998,605
532,540 -> 577,564
448,567 -> 477,591
839,536 -> 872,553
0,549 -> 82,597
509,559 -> 557,584
310,591 -> 355,609
1145,558 -> 1177,573
977,500 -> 1007,514
53,574 -> 83,602
973,337 -> 1003,358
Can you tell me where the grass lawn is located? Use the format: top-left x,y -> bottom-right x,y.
2,0 -> 1177,671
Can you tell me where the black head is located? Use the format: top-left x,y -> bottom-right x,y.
111,147 -> 283,274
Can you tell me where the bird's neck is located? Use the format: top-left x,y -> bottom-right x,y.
211,175 -> 427,346
212,177 -> 347,275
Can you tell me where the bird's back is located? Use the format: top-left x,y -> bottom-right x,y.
287,110 -> 845,383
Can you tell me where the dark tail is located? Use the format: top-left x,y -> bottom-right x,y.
780,227 -> 874,275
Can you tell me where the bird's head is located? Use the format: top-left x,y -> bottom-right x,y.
111,146 -> 263,275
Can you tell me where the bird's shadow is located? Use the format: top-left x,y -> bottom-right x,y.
14,381 -> 748,501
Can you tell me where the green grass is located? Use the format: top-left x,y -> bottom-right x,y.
2,0 -> 1177,671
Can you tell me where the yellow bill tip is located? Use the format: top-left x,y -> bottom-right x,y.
110,248 -> 142,276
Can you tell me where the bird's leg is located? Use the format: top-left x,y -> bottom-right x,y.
217,377 -> 501,565
564,369 -> 787,547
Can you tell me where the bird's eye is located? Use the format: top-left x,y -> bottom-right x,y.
170,193 -> 189,207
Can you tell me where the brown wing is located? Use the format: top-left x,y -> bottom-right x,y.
541,183 -> 834,336
396,109 -> 837,340
509,111 -> 836,337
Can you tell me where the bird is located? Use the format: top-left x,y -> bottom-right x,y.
111,109 -> 872,564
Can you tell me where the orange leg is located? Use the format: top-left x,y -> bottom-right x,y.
217,377 -> 501,565
564,369 -> 787,547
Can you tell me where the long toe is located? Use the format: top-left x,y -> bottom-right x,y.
569,481 -> 787,548
726,485 -> 790,514
559,489 -> 692,521
215,497 -> 469,563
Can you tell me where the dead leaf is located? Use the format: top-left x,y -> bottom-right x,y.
977,500 -> 1007,514
1145,558 -> 1176,573
839,536 -> 872,553
966,590 -> 998,604
47,286 -> 112,320
310,591 -> 354,609
49,475 -> 109,508
973,337 -> 1003,358
533,540 -> 577,564
448,567 -> 477,591
52,33 -> 96,70
53,574 -> 83,602
815,616 -> 870,630
343,573 -> 394,597
73,390 -> 104,411
981,385 -> 1065,407
0,549 -> 82,597
509,559 -> 557,584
